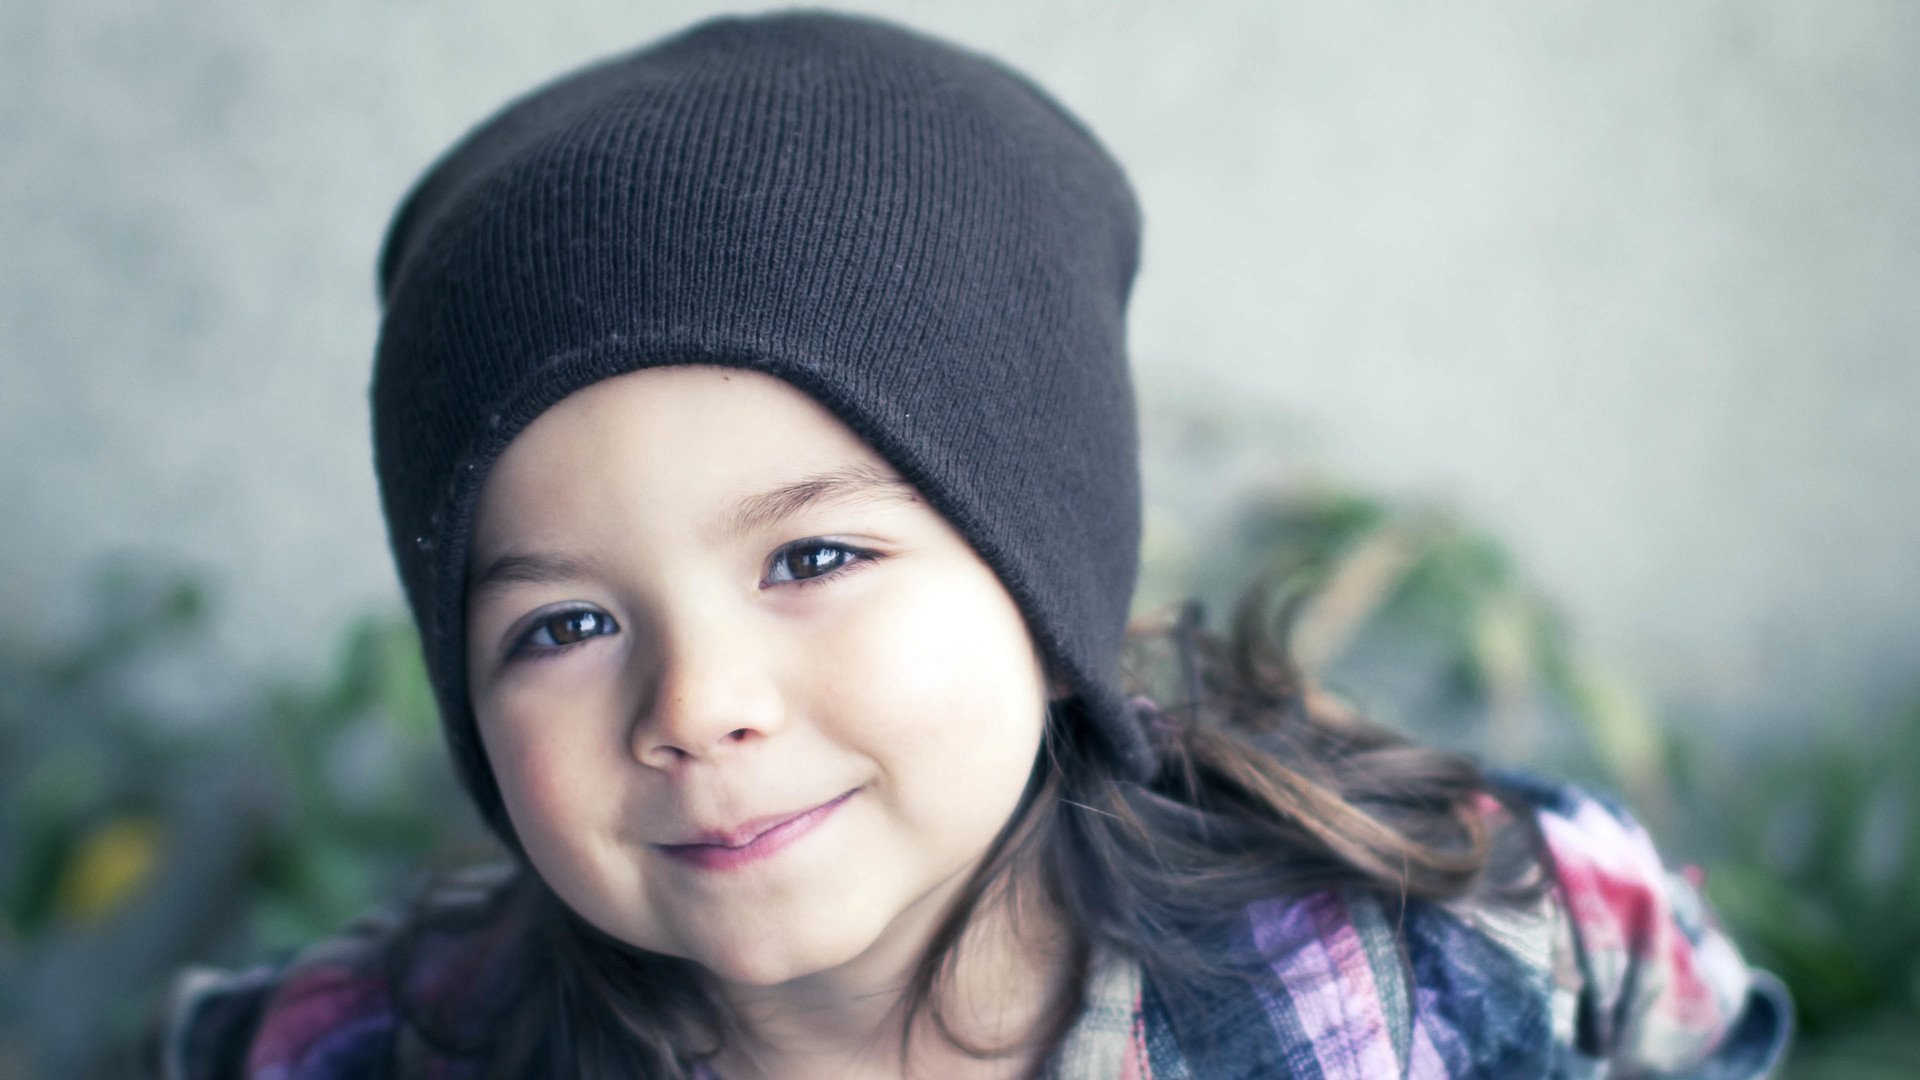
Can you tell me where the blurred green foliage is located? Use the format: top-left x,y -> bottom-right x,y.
1146,483 -> 1674,810
2,484 -> 1914,1076
1695,705 -> 1920,1079
0,563 -> 488,1079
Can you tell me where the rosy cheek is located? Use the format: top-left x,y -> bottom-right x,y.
829,569 -> 1045,776
482,707 -> 598,843
836,600 -> 962,718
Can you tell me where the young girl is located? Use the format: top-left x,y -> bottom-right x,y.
158,11 -> 1789,1078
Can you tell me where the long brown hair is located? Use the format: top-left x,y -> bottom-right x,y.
387,580 -> 1544,1077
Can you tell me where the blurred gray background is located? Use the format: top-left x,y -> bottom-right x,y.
4,0 -> 1916,742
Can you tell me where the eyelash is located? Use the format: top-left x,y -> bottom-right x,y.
763,538 -> 879,588
503,540 -> 879,661
508,607 -> 619,661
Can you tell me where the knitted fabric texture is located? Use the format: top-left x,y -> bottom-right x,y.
371,10 -> 1148,843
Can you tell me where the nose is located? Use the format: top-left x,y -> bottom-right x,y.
630,612 -> 785,769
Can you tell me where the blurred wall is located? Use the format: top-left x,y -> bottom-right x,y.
4,1 -> 1916,738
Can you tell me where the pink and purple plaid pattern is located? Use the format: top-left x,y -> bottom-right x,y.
160,778 -> 1789,1078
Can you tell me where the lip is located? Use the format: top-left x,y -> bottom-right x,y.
655,788 -> 858,872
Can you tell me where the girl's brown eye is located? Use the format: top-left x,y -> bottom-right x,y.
521,609 -> 617,652
549,610 -> 611,644
768,534 -> 879,584
787,544 -> 847,579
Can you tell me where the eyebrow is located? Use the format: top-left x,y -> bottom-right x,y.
716,465 -> 920,544
468,550 -> 612,601
467,465 -> 920,598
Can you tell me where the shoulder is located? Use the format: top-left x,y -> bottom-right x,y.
1492,772 -> 1793,1078
1131,776 -> 1790,1079
153,865 -> 530,1080
154,913 -> 401,1080
1127,882 -> 1557,1079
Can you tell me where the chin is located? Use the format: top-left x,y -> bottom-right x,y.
685,919 -> 879,988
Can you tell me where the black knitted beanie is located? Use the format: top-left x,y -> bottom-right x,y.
371,10 -> 1148,846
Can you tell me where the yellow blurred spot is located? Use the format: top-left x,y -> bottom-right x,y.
54,816 -> 162,924
1471,588 -> 1541,760
1569,667 -> 1675,828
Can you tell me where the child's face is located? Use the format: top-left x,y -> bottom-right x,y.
465,366 -> 1053,988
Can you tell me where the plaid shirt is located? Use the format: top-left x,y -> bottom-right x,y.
158,778 -> 1790,1079
1043,776 -> 1790,1079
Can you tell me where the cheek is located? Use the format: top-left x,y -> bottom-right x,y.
826,569 -> 1048,823
477,651 -> 633,794
475,692 -> 626,885
485,719 -> 578,824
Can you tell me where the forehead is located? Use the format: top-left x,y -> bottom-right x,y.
530,365 -> 869,453
469,365 -> 915,550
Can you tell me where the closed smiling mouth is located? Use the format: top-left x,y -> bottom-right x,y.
654,788 -> 859,871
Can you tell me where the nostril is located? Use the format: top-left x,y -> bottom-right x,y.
726,729 -> 750,742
